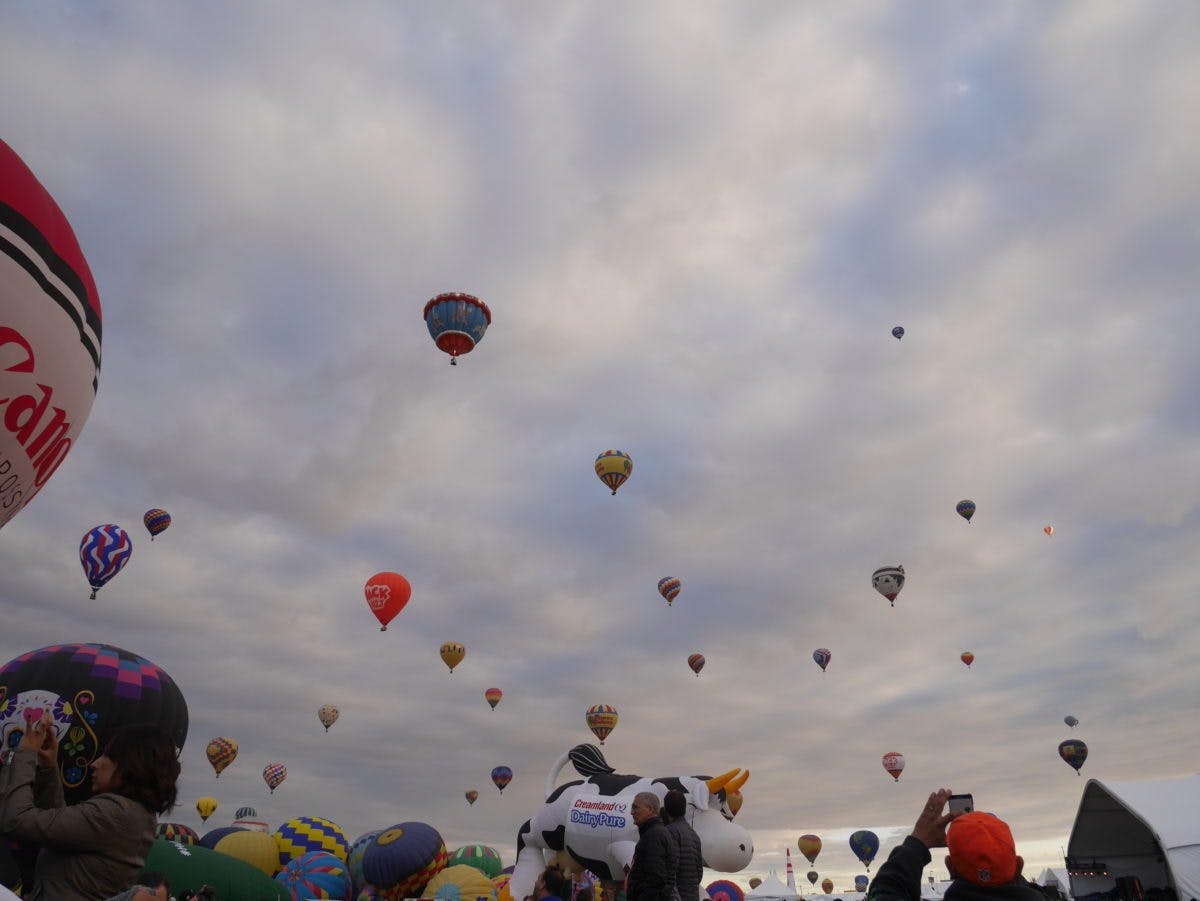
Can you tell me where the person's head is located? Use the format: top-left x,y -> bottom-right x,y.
129,871 -> 170,900
93,725 -> 180,815
630,791 -> 660,826
944,813 -> 1024,886
663,789 -> 687,821
534,866 -> 569,900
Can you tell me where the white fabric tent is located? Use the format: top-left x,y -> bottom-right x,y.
1037,867 -> 1072,898
1067,775 -> 1200,901
748,871 -> 797,901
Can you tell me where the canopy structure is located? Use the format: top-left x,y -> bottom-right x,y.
1067,776 -> 1200,901
1037,867 -> 1071,899
748,870 -> 797,901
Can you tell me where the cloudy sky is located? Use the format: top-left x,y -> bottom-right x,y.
2,0 -> 1198,892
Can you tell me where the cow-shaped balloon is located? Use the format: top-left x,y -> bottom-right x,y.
510,745 -> 753,901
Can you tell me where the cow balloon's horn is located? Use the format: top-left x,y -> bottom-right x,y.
727,769 -> 749,793
705,768 -> 741,795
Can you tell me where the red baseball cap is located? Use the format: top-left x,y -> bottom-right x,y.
947,813 -> 1018,885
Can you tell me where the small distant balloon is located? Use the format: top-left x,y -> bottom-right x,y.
491,766 -> 513,793
465,789 -> 479,806
687,653 -> 705,676
1059,739 -> 1088,774
1044,525 -> 1054,536
855,876 -> 869,893
849,830 -> 880,869
892,326 -> 904,340
960,652 -> 975,668
440,642 -> 466,673
881,751 -> 905,781
812,648 -> 832,672
956,500 -> 976,523
423,292 -> 491,365
235,806 -> 257,820
585,704 -> 618,744
196,797 -> 218,822
1064,715 -> 1079,729
206,737 -> 238,777
807,872 -> 819,887
263,762 -> 287,794
727,789 -> 743,816
872,565 -> 905,606
80,523 -> 133,599
485,688 -> 503,710
749,879 -> 762,890
143,508 -> 171,540
822,879 -> 834,894
318,705 -> 339,731
364,571 -> 411,631
798,834 -> 821,866
658,577 -> 682,606
594,450 -> 633,495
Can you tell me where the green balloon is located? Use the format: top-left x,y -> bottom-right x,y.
141,839 -> 290,901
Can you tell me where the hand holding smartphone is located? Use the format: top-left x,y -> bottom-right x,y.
948,794 -> 974,815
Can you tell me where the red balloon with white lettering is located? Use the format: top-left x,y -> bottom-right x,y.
0,140 -> 102,530
365,571 -> 412,631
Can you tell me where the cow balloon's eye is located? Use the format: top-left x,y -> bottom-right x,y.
739,844 -> 746,851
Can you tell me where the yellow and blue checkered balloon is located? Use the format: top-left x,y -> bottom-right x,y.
274,815 -> 350,869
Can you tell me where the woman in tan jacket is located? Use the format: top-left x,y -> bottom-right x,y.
0,713 -> 180,901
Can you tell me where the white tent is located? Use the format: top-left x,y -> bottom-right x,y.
1067,775 -> 1200,901
1037,867 -> 1072,899
748,870 -> 797,901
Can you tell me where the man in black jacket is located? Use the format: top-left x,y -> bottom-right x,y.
626,792 -> 679,901
664,790 -> 704,901
867,789 -> 1044,901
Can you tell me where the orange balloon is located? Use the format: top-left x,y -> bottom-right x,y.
727,790 -> 743,816
365,571 -> 411,631
1044,525 -> 1054,536
960,652 -> 975,668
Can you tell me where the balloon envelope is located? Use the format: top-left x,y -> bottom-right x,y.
585,704 -> 618,743
447,845 -> 503,879
1064,715 -> 1079,728
0,643 -> 188,804
142,838 -> 290,901
491,766 -> 513,792
214,829 -> 280,878
426,863 -> 498,901
797,835 -> 821,865
849,830 -> 880,868
706,880 -> 744,901
658,577 -> 681,605
1045,525 -> 1054,536
882,752 -> 905,781
0,139 -> 103,533
812,648 -> 832,672
361,821 -> 448,898
439,642 -> 466,673
822,879 -> 834,894
262,762 -> 287,793
143,508 -> 171,539
856,876 -> 869,892
423,292 -> 491,364
872,565 -> 905,606
1059,739 -> 1088,772
892,326 -> 904,340
726,789 -> 743,816
485,688 -> 503,710
79,524 -> 133,597
318,704 -> 339,731
275,850 -> 351,900
157,823 -> 199,845
687,653 -> 705,675
365,571 -> 411,631
956,500 -> 976,522
960,652 -> 975,668
199,826 -> 245,850
807,872 -> 819,886
207,737 -> 238,776
196,797 -> 218,823
465,789 -> 479,805
594,450 -> 633,495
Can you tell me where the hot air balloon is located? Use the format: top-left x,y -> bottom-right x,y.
365,571 -> 411,631
0,643 -> 189,805
485,688 -> 503,710
206,737 -> 238,777
595,450 -> 633,495
142,508 -> 171,540
727,789 -> 743,816
1059,739 -> 1087,774
447,845 -> 503,880
807,872 -> 819,887
872,565 -> 905,606
882,752 -> 905,781
960,652 -> 975,668
318,704 -> 339,731
855,876 -> 869,893
199,825 -> 246,850
491,766 -> 513,793
892,326 -> 904,340
262,762 -> 287,794
688,653 -> 705,676
0,141 -> 103,534
276,850 -> 352,899
79,523 -> 133,598
658,577 -> 681,606
196,797 -> 218,823
849,831 -> 880,869
749,879 -> 762,889
956,500 -> 976,523
1064,715 -> 1079,729
212,829 -> 279,878
466,789 -> 479,806
798,835 -> 821,866
1044,525 -> 1054,536
822,879 -> 834,894
440,642 -> 466,673
423,292 -> 491,365
274,815 -> 350,868
706,880 -> 744,901
812,648 -> 832,672
235,806 -> 257,820
157,823 -> 199,845
585,704 -> 618,744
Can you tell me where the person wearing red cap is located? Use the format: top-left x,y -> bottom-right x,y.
866,789 -> 1044,901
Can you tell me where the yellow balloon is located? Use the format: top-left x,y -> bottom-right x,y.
213,829 -> 280,876
594,450 -> 633,495
440,641 -> 466,673
196,796 -> 218,822
426,865 -> 497,901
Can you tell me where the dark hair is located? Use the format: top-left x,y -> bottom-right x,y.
541,866 -> 570,900
136,871 -> 170,890
102,724 -> 180,815
664,789 -> 687,819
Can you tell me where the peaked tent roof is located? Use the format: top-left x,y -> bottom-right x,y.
1067,775 -> 1200,901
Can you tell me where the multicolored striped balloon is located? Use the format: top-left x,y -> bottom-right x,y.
423,293 -> 491,365
585,705 -> 618,744
143,508 -> 171,540
276,850 -> 351,900
594,450 -> 633,495
657,577 -> 681,605
206,737 -> 238,777
687,653 -> 705,676
263,762 -> 287,794
79,523 -> 133,598
361,821 -> 448,898
484,688 -> 503,710
490,766 -> 512,793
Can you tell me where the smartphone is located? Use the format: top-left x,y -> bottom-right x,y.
948,794 -> 974,815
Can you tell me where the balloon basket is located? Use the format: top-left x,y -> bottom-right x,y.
89,590 -> 97,599
450,358 -> 457,366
